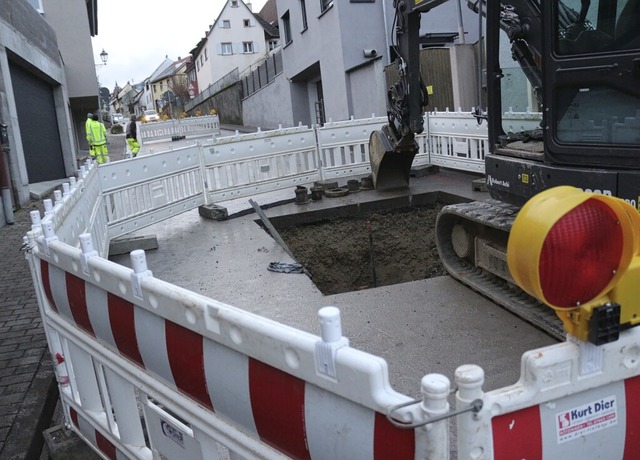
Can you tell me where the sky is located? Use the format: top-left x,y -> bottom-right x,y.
91,0 -> 268,90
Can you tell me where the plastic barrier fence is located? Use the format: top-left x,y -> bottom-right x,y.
105,111 -> 543,240
138,116 -> 221,144
420,108 -> 542,173
27,160 -> 640,459
26,182 -> 451,457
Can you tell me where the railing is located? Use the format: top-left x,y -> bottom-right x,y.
25,159 -> 640,458
138,115 -> 221,144
241,51 -> 283,97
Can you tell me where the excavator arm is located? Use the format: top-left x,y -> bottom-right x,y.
370,0 -> 593,190
369,0 -> 447,189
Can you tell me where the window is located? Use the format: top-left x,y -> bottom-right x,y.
300,0 -> 308,30
321,0 -> 333,12
268,39 -> 279,51
244,19 -> 251,27
204,48 -> 208,60
282,11 -> 292,44
222,19 -> 231,28
26,0 -> 43,13
231,0 -> 238,6
243,42 -> 254,53
552,0 -> 640,148
221,42 -> 233,55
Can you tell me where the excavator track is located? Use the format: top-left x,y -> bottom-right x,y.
436,199 -> 565,341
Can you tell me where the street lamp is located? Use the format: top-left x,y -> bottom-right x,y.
95,49 -> 109,123
96,49 -> 108,68
100,49 -> 108,65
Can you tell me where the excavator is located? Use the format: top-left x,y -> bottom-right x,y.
369,0 -> 640,339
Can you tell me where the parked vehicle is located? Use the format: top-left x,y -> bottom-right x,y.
142,109 -> 160,123
110,113 -> 124,125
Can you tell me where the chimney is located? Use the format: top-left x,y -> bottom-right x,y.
246,2 -> 252,11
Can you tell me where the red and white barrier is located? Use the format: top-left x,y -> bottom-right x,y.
26,124 -> 640,459
455,332 -> 640,459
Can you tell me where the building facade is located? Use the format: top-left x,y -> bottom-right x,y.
0,0 -> 96,227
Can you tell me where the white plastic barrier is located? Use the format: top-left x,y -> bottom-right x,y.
203,124 -> 320,202
99,147 -> 206,240
102,112 -> 545,241
139,116 -> 221,143
419,108 -> 543,173
315,115 -> 385,181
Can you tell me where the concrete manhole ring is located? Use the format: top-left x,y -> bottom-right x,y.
324,187 -> 349,198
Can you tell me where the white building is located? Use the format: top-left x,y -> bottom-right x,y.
194,0 -> 279,90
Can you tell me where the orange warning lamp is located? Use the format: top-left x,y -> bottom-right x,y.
507,186 -> 640,344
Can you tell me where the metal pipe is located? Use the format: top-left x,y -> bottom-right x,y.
0,138 -> 14,224
456,0 -> 466,44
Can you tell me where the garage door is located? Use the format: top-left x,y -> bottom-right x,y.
10,63 -> 65,183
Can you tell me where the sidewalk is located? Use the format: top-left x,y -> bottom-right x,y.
0,201 -> 58,460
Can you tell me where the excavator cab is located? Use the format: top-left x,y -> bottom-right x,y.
485,0 -> 640,205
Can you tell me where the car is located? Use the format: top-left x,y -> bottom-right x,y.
142,109 -> 160,123
110,113 -> 124,125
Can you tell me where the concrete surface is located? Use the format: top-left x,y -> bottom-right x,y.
4,125 -> 559,458
110,168 -> 559,399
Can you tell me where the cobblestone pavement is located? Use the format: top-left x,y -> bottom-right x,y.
0,200 -> 57,460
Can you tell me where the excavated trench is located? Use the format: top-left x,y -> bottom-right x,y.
264,192 -> 463,295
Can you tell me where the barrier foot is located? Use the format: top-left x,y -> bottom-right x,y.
199,204 -> 229,221
108,235 -> 159,256
43,424 -> 100,460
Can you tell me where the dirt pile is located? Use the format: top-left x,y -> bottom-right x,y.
278,205 -> 446,295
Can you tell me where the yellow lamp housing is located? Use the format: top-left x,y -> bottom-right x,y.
507,186 -> 640,344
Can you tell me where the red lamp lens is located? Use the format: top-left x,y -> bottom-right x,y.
539,198 -> 623,308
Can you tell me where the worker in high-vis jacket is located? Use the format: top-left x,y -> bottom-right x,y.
85,112 -> 95,159
125,115 -> 140,157
87,114 -> 109,164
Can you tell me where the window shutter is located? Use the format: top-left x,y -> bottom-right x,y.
217,43 -> 223,55
233,42 -> 242,54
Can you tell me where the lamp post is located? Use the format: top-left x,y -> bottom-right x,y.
95,49 -> 109,124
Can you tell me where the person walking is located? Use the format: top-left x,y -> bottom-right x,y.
85,112 -> 95,160
87,113 -> 109,164
125,115 -> 140,158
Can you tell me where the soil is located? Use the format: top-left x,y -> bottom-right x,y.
277,204 -> 447,295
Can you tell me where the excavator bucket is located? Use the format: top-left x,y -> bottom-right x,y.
369,126 -> 418,190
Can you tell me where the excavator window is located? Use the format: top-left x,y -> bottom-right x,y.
551,0 -> 640,150
557,0 -> 640,54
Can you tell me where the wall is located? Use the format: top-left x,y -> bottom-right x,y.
0,0 -> 75,218
191,82 -> 243,125
347,58 -> 386,120
242,73 -> 295,129
42,0 -> 96,100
